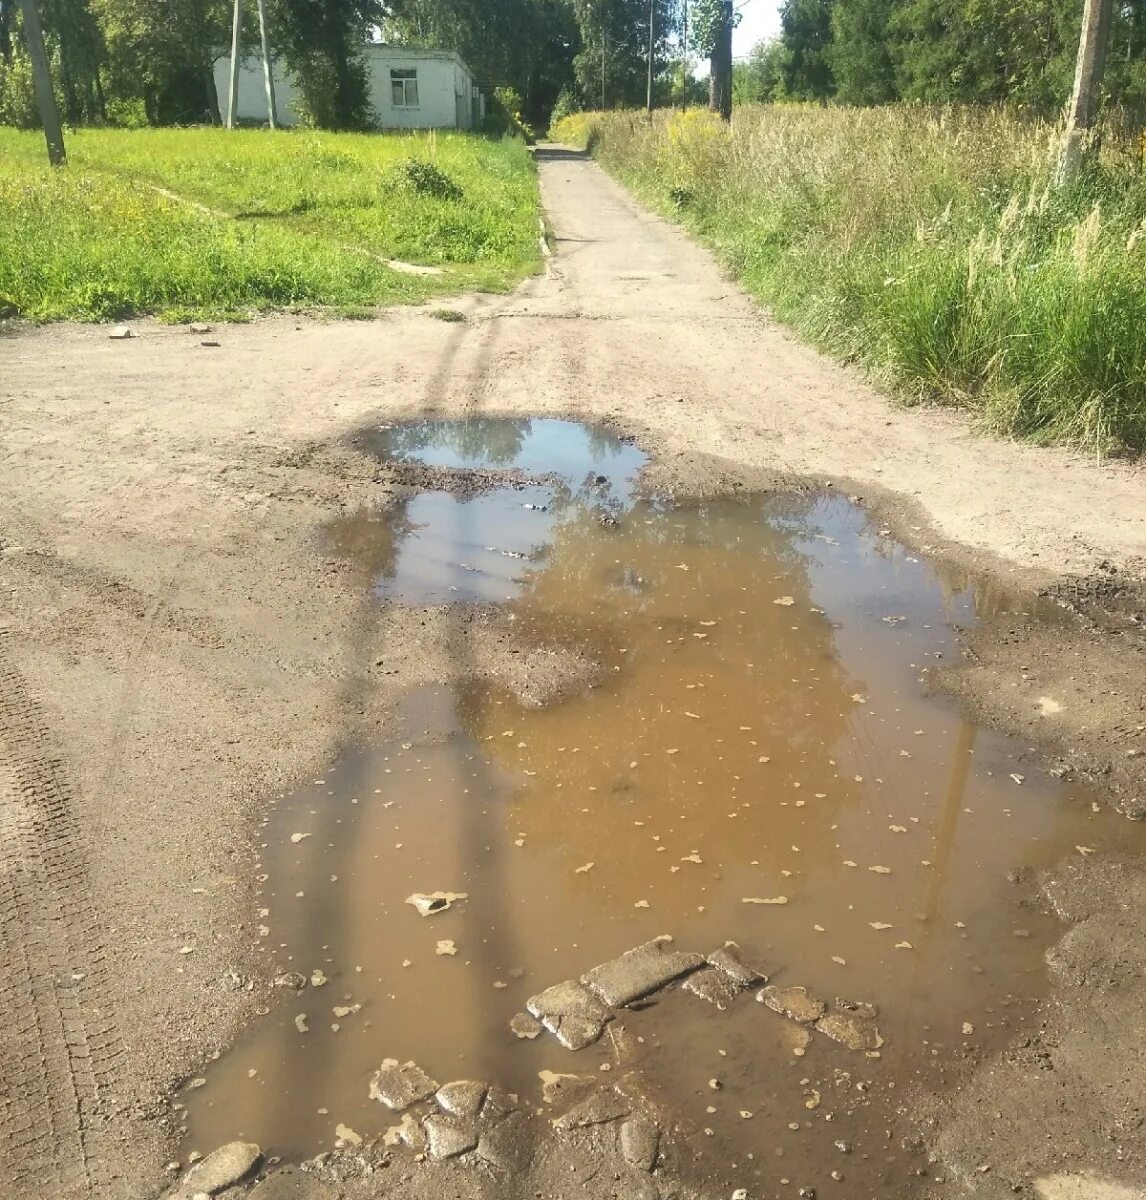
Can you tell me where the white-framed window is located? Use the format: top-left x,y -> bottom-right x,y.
391,68 -> 419,108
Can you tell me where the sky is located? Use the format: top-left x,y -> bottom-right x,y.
732,0 -> 783,59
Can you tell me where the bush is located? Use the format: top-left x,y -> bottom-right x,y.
386,158 -> 464,201
484,86 -> 537,142
563,104 -> 1146,454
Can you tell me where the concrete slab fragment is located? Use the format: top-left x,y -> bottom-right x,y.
707,941 -> 765,986
582,937 -> 704,1007
435,1080 -> 488,1120
477,1110 -> 535,1174
527,979 -> 612,1050
758,985 -> 826,1024
553,1087 -> 630,1131
509,1011 -> 543,1040
815,1005 -> 884,1052
620,1118 -> 660,1171
424,1112 -> 479,1160
682,965 -> 744,1009
369,1058 -> 439,1110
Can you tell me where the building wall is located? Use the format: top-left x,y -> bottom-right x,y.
213,48 -> 476,131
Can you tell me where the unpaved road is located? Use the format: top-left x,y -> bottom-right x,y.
1,145 -> 1145,1200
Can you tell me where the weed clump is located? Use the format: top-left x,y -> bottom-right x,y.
387,158 -> 464,202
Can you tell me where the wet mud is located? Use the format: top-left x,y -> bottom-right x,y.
182,419 -> 1146,1197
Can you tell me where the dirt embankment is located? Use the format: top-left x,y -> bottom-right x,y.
0,146 -> 1144,1200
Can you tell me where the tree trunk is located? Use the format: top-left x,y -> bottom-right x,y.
1057,0 -> 1114,182
708,0 -> 733,121
17,0 -> 65,164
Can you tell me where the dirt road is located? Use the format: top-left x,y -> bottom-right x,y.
1,146 -> 1144,1200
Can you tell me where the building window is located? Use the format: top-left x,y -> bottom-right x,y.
391,69 -> 419,108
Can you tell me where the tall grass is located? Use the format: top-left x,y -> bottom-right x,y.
552,106 -> 1146,454
0,127 -> 540,322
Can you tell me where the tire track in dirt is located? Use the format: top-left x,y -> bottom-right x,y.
0,624 -> 124,1198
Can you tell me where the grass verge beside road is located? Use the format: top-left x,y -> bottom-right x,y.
552,106 -> 1146,454
0,127 -> 540,322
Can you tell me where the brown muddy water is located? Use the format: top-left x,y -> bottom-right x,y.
183,419 -> 1137,1196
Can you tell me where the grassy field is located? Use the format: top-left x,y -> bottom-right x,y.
0,127 -> 541,322
553,106 -> 1146,454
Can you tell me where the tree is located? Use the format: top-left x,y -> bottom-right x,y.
570,0 -> 678,110
691,0 -> 735,117
271,0 -> 382,129
732,37 -> 787,104
829,0 -> 895,104
779,0 -> 834,100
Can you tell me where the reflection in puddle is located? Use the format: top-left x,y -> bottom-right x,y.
184,420 -> 1137,1195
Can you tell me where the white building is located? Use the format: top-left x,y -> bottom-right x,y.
214,45 -> 483,130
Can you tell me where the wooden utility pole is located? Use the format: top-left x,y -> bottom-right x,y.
681,0 -> 689,110
226,0 -> 242,128
255,0 -> 277,128
600,1 -> 606,109
709,0 -> 732,121
17,0 -> 65,165
646,0 -> 655,112
1057,0 -> 1114,181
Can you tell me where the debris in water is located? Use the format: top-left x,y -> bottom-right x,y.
870,922 -> 893,930
509,1012 -> 543,1040
742,896 -> 788,905
758,985 -> 826,1024
370,1059 -> 439,1111
774,596 -> 795,606
406,891 -> 468,917
294,1014 -> 309,1034
334,1124 -> 362,1147
869,865 -> 891,875
575,862 -> 595,873
290,832 -> 311,844
436,940 -> 457,956
310,969 -> 328,987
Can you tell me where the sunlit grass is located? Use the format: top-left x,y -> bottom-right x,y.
552,106 -> 1146,454
0,127 -> 541,322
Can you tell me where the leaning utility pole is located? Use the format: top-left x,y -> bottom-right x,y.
646,0 -> 655,112
226,0 -> 242,128
255,0 -> 277,128
1057,0 -> 1114,181
18,0 -> 65,165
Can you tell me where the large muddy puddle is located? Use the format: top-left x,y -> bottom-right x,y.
184,419 -> 1135,1195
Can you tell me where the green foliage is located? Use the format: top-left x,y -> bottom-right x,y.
271,0 -> 378,131
484,86 -> 537,141
0,127 -> 542,321
570,0 -> 679,109
559,105 -> 1146,454
779,0 -> 835,100
549,83 -> 580,125
0,45 -> 38,128
830,0 -> 895,106
387,156 -> 464,199
732,39 -> 787,105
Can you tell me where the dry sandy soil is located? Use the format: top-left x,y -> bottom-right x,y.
1,145 -> 1145,1200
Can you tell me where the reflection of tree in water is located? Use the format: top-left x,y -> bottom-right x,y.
455,493 -> 870,920
379,418 -> 533,467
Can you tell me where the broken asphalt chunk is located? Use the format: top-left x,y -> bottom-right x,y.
435,1080 -> 488,1120
552,1086 -> 630,1131
423,1112 -> 478,1160
526,979 -> 611,1050
815,1002 -> 884,1052
707,941 -> 765,987
620,1118 -> 660,1171
682,966 -> 743,1010
477,1110 -> 535,1174
582,936 -> 704,1007
758,984 -> 827,1024
368,1058 -> 439,1110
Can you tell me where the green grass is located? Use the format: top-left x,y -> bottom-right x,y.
552,106 -> 1146,455
0,127 -> 541,322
